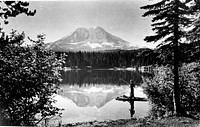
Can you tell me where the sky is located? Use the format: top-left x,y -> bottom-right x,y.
2,0 -> 159,49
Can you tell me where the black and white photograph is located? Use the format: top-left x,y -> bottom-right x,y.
0,0 -> 200,126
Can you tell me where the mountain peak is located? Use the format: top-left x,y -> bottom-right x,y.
46,26 -> 139,52
76,27 -> 87,31
95,26 -> 104,30
75,27 -> 88,35
75,26 -> 105,33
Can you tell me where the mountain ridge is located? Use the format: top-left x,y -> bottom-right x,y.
45,26 -> 139,52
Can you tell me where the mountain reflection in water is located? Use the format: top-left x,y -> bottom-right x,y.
58,85 -> 128,108
55,70 -> 151,124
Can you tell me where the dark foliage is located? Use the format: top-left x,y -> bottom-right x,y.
141,0 -> 194,115
143,63 -> 200,119
0,1 -> 62,126
0,1 -> 36,26
0,33 -> 63,125
56,48 -> 156,69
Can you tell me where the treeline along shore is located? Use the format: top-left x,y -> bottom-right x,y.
56,48 -> 155,69
55,41 -> 199,69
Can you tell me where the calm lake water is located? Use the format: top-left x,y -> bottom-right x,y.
54,70 -> 151,124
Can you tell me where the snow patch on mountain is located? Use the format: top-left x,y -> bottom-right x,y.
102,42 -> 114,47
85,42 -> 103,48
69,41 -> 83,45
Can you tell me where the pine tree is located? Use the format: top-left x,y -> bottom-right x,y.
141,0 -> 193,115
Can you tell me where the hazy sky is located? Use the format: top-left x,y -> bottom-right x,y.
3,0 -> 159,49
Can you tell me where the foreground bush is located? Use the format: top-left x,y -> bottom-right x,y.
0,33 -> 63,125
142,62 -> 200,119
179,62 -> 200,117
0,1 -> 64,126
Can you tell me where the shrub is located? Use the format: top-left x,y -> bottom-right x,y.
142,62 -> 200,119
142,66 -> 174,118
0,33 -> 63,125
179,62 -> 200,117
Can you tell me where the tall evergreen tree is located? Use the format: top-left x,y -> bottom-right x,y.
141,0 -> 193,115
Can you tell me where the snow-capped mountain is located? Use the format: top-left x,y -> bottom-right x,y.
45,26 -> 139,52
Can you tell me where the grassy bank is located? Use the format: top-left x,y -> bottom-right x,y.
62,116 -> 200,127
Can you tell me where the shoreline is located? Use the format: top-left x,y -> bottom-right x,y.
62,116 -> 200,127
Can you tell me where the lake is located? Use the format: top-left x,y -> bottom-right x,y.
54,69 -> 151,124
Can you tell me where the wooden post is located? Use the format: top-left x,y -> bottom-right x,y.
130,80 -> 135,98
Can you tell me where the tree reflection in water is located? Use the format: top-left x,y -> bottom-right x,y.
60,70 -> 151,86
